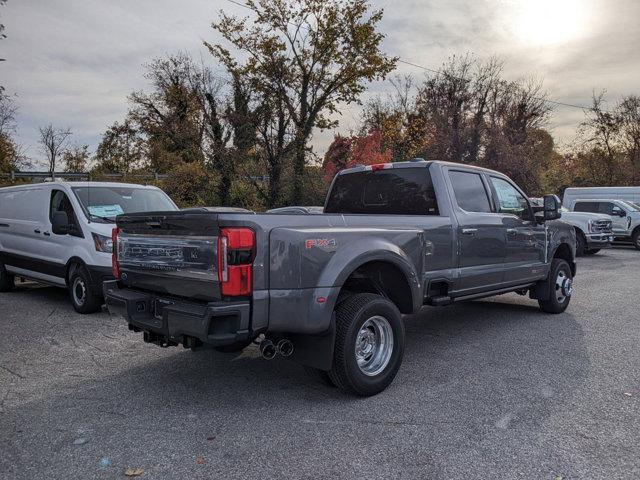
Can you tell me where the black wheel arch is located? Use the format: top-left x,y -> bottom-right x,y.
550,242 -> 576,277
65,257 -> 89,287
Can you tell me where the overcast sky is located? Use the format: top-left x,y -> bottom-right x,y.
2,0 -> 639,169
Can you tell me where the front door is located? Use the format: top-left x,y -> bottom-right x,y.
599,202 -> 629,235
38,189 -> 85,277
447,169 -> 507,294
488,176 -> 546,285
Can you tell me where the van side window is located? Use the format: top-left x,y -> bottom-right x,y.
490,176 -> 533,221
449,171 -> 492,213
50,190 -> 80,235
574,202 -> 598,213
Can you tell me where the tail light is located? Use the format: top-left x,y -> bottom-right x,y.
111,227 -> 120,279
218,227 -> 254,296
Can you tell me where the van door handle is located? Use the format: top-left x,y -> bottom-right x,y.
43,231 -> 51,236
461,228 -> 478,235
34,228 -> 41,234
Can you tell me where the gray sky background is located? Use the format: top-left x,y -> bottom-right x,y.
2,0 -> 639,169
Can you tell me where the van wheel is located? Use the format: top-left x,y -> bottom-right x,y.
69,267 -> 101,314
328,293 -> 405,396
538,259 -> 573,314
0,261 -> 15,292
633,229 -> 640,251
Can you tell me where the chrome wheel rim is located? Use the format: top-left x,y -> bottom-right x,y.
72,277 -> 86,306
555,270 -> 572,303
355,316 -> 394,376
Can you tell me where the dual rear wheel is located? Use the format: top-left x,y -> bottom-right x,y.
306,293 -> 405,397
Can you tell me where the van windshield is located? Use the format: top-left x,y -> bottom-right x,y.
72,186 -> 177,223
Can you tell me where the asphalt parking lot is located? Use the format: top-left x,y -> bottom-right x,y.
1,247 -> 639,480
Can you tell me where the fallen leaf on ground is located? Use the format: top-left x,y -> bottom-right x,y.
124,467 -> 145,476
196,457 -> 205,465
206,436 -> 215,441
623,392 -> 632,397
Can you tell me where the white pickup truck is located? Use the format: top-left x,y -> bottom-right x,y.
531,198 -> 613,256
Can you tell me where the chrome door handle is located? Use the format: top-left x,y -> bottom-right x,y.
506,228 -> 518,236
461,228 -> 478,235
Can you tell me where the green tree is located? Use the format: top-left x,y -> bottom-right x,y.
62,144 -> 91,172
0,93 -> 20,173
208,0 -> 396,205
94,120 -> 146,174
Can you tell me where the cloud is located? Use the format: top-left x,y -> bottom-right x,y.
2,0 -> 639,166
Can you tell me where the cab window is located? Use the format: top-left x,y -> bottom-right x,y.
574,202 -> 598,213
449,171 -> 492,213
490,177 -> 532,221
50,190 -> 81,236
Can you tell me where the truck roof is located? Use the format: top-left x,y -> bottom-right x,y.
337,159 -> 507,178
0,181 -> 162,192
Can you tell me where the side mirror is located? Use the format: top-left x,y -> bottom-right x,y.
51,211 -> 70,235
543,194 -> 562,221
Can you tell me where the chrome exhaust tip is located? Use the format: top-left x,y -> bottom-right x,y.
259,339 -> 277,360
276,339 -> 294,357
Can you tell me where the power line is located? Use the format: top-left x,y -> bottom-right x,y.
222,0 -> 596,112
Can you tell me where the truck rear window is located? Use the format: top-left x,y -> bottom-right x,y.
325,168 -> 439,215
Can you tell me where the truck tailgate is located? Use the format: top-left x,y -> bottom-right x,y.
115,211 -> 221,302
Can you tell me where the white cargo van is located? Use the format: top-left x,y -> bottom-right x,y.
563,186 -> 640,208
0,182 -> 178,312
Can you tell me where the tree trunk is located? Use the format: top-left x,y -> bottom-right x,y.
291,137 -> 306,205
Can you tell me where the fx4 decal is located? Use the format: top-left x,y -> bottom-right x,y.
305,238 -> 337,250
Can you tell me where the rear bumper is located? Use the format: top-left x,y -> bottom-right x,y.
585,233 -> 614,249
103,280 -> 251,347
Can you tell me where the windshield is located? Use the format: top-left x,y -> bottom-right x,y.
72,186 -> 177,223
621,200 -> 640,211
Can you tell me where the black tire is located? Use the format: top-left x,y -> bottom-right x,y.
303,366 -> 336,387
0,261 -> 15,292
538,259 -> 573,314
583,249 -> 601,255
633,229 -> 640,251
575,231 -> 586,256
328,293 -> 405,396
69,266 -> 102,314
214,340 -> 253,353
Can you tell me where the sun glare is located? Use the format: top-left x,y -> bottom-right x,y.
515,0 -> 588,46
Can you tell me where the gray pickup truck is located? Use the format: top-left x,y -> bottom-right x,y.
104,160 -> 576,396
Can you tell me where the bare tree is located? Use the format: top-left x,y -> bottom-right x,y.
38,124 -> 72,177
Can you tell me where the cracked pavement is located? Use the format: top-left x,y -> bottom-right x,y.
1,246 -> 639,479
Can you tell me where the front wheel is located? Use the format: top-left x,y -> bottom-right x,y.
0,261 -> 15,292
328,293 -> 405,396
69,267 -> 102,314
538,259 -> 573,314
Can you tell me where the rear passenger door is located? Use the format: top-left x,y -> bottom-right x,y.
488,176 -> 546,285
447,169 -> 506,294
